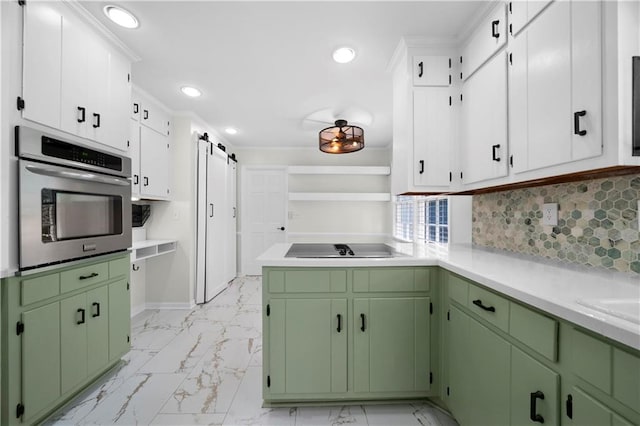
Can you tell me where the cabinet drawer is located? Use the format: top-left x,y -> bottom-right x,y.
21,273 -> 60,306
613,348 -> 640,411
268,270 -> 347,293
509,302 -> 558,361
353,268 -> 430,293
109,256 -> 129,279
60,262 -> 109,293
468,284 -> 510,332
572,328 -> 611,393
448,274 -> 469,306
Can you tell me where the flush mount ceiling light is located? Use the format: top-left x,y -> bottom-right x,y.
319,119 -> 364,154
180,86 -> 202,98
103,5 -> 139,29
225,127 -> 238,135
332,47 -> 356,64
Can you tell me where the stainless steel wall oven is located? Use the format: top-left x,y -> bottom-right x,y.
16,126 -> 132,271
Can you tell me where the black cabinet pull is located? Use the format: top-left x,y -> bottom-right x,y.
143,176 -> 149,186
336,314 -> 342,333
566,394 -> 573,419
530,391 -> 545,423
209,203 -> 214,218
492,144 -> 501,162
360,313 -> 366,332
574,110 -> 587,136
77,308 -> 86,325
92,302 -> 100,318
77,106 -> 86,123
134,174 -> 139,185
92,113 -> 101,128
79,272 -> 98,280
133,103 -> 139,114
491,20 -> 500,38
143,109 -> 149,120
418,61 -> 424,78
472,299 -> 496,312
419,160 -> 425,174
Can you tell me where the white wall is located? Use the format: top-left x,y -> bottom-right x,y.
235,146 -> 393,273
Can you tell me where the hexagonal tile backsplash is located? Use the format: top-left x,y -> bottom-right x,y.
472,174 -> 640,274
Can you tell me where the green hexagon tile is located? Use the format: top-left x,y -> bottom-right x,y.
472,174 -> 640,274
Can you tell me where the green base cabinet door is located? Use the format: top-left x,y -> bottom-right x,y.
268,298 -> 347,394
466,313 -> 510,426
109,279 -> 130,359
353,297 -> 430,393
569,387 -> 636,426
448,304 -> 510,426
510,346 -> 559,426
87,285 -> 109,375
22,302 -> 61,423
61,293 -> 89,394
447,305 -> 472,425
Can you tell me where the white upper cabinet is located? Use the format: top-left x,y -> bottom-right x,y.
508,0 -> 602,173
22,2 -> 132,152
390,44 -> 456,195
139,125 -> 170,199
461,51 -> 509,185
134,95 -> 170,136
461,3 -> 507,80
21,2 -> 62,130
412,56 -> 451,87
130,88 -> 172,200
508,0 -> 553,37
413,87 -> 452,188
128,119 -> 141,197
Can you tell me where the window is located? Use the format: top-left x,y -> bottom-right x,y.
394,196 -> 415,242
416,197 -> 449,244
394,196 -> 449,243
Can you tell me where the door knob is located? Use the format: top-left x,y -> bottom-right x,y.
277,226 -> 285,231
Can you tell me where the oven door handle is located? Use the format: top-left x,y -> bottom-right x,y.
24,164 -> 130,186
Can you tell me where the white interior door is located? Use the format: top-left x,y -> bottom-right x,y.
195,140 -> 208,304
241,167 -> 287,276
205,147 -> 228,302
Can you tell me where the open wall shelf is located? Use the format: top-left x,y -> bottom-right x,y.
131,239 -> 177,262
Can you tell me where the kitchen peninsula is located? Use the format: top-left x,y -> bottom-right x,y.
259,243 -> 640,425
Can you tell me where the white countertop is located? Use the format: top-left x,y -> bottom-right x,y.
258,243 -> 640,351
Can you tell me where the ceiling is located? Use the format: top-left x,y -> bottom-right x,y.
80,1 -> 487,149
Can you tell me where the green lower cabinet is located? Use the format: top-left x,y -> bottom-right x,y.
510,346 -> 559,426
108,279 -> 131,359
1,253 -> 130,425
467,313 -> 511,426
353,297 -> 430,393
571,387 -> 619,426
447,305 -> 472,424
268,298 -> 347,394
447,304 -> 510,426
61,293 -> 89,394
87,285 -> 110,375
21,301 -> 61,423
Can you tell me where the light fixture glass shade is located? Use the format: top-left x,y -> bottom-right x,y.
319,119 -> 364,154
103,5 -> 139,29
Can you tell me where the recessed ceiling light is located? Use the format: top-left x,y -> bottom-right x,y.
103,5 -> 139,29
225,128 -> 238,135
180,86 -> 202,97
332,47 -> 356,64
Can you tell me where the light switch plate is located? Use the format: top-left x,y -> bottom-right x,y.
542,203 -> 558,226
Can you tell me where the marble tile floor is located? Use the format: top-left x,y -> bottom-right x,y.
46,276 -> 458,426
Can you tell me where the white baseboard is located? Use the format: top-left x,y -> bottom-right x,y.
131,304 -> 147,318
144,302 -> 196,310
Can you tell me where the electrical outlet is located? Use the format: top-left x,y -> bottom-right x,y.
542,203 -> 558,226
